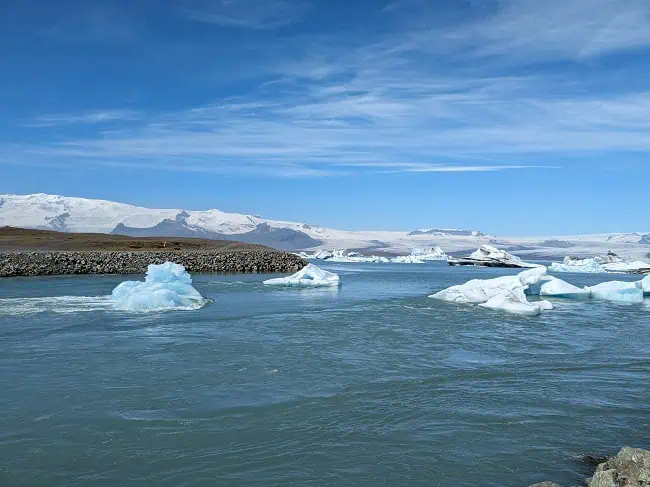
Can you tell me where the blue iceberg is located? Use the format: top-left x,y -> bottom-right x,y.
111,262 -> 207,311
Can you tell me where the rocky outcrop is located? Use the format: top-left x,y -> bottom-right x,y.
528,448 -> 650,487
0,250 -> 306,277
588,448 -> 650,487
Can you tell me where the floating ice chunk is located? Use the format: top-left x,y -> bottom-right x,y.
391,255 -> 425,264
263,263 -> 340,287
549,256 -> 604,273
410,247 -> 448,261
602,260 -> 650,273
449,244 -> 541,268
111,262 -> 207,311
518,266 -> 547,286
540,277 -> 591,299
586,281 -> 644,303
538,299 -> 554,311
430,266 -> 551,315
312,250 -> 333,260
549,254 -> 650,274
478,288 -> 543,316
635,275 -> 650,294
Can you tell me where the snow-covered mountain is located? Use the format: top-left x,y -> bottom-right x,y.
1,194 -> 649,258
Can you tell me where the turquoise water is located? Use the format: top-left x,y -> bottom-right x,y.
1,262 -> 649,486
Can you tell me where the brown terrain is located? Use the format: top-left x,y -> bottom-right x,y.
0,227 -> 270,252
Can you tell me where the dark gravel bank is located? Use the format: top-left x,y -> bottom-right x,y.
0,250 -> 306,277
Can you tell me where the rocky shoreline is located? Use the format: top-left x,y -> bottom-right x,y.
529,447 -> 650,487
0,250 -> 306,277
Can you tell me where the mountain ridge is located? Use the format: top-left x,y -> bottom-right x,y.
1,193 -> 649,258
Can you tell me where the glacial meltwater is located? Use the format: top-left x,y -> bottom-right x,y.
1,262 -> 649,486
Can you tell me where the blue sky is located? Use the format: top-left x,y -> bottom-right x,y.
2,0 -> 650,235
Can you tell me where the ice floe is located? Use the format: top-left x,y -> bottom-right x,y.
539,277 -> 591,300
410,246 -> 448,261
448,244 -> 540,269
585,281 -> 645,303
110,262 -> 207,311
636,275 -> 650,294
430,266 -> 550,315
391,255 -> 425,264
549,252 -> 650,274
263,263 -> 340,287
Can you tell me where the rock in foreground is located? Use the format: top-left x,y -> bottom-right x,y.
528,447 -> 650,487
588,448 -> 650,487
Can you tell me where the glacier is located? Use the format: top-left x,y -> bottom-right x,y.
430,266 -> 551,316
110,262 -> 207,311
263,264 -> 340,287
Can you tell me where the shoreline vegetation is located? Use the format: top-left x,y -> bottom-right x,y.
0,227 -> 305,277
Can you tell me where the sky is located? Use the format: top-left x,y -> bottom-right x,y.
2,0 -> 650,236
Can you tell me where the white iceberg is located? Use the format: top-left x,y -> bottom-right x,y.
602,260 -> 650,273
479,288 -> 553,316
312,250 -> 333,260
539,277 -> 591,299
391,255 -> 425,264
430,266 -> 551,315
263,263 -> 340,287
636,275 -> 650,295
410,247 -> 448,261
448,244 -> 540,269
586,281 -> 644,303
549,253 -> 650,274
111,262 -> 207,311
549,256 -> 605,274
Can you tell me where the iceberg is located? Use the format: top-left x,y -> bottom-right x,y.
263,263 -> 340,287
430,266 -> 551,315
549,256 -> 605,274
549,252 -> 650,274
110,262 -> 207,311
448,244 -> 540,269
410,246 -> 448,261
586,281 -> 644,303
602,260 -> 650,273
479,288 -> 552,316
391,255 -> 425,264
539,277 -> 591,299
636,275 -> 650,294
312,250 -> 333,260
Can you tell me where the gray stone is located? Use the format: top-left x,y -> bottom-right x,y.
0,250 -> 306,277
588,448 -> 650,487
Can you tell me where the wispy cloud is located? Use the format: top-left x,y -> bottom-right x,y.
5,0 -> 650,178
181,0 -> 308,29
27,110 -> 140,127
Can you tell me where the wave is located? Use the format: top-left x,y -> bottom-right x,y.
0,295 -> 114,316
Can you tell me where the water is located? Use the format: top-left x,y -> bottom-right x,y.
1,262 -> 649,487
